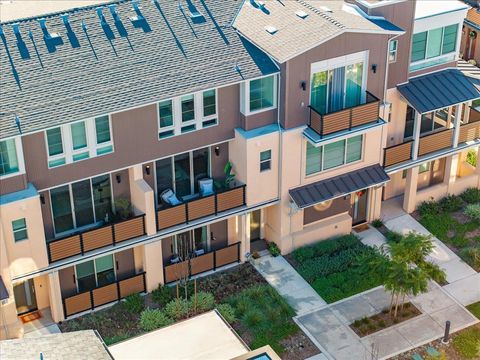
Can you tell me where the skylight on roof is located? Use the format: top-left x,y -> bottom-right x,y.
295,10 -> 308,19
319,6 -> 332,12
264,25 -> 278,35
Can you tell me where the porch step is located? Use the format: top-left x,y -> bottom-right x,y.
258,249 -> 270,257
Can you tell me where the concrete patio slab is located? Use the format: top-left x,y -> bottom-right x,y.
330,296 -> 378,324
395,315 -> 444,345
443,273 -> 480,305
361,286 -> 393,312
380,196 -> 405,221
429,305 -> 479,332
355,227 -> 386,248
252,255 -> 326,315
438,258 -> 477,283
361,327 -> 411,360
411,285 -> 456,313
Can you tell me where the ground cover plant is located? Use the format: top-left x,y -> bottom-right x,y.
467,301 -> 480,320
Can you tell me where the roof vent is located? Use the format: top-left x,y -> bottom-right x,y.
295,10 -> 308,19
265,25 -> 278,35
61,14 -> 80,48
130,0 -> 151,32
319,6 -> 332,12
108,4 -> 128,37
38,19 -> 61,40
12,23 -> 30,59
185,0 -> 205,23
38,18 -> 63,53
96,7 -> 115,40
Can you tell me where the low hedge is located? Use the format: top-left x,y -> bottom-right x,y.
292,234 -> 359,263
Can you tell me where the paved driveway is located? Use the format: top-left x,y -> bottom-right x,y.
296,284 -> 478,360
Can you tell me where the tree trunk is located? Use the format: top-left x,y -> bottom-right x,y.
194,279 -> 197,313
176,283 -> 179,299
401,293 -> 406,311
389,292 -> 395,313
394,293 -> 400,319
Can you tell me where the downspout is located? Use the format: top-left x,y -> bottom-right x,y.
276,66 -> 284,251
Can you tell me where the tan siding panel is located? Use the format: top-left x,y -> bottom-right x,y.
119,274 -> 145,298
49,235 -> 82,262
310,110 -> 322,134
384,142 -> 412,167
190,253 -> 214,276
217,187 -> 244,212
164,262 -> 189,283
64,292 -> 91,316
418,130 -> 453,156
82,226 -> 113,252
215,245 -> 239,268
114,217 -> 145,243
187,196 -> 215,221
322,110 -> 350,135
351,101 -> 379,127
459,121 -> 480,143
92,283 -> 118,307
157,205 -> 187,230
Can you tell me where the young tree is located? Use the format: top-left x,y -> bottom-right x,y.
366,231 -> 446,318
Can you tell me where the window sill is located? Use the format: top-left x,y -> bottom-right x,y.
0,171 -> 24,180
243,105 -> 277,117
305,158 -> 364,180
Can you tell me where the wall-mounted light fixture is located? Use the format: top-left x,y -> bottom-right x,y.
40,194 -> 45,205
214,146 -> 220,156
300,81 -> 306,91
371,64 -> 377,74
145,165 -> 151,175
116,174 -> 121,183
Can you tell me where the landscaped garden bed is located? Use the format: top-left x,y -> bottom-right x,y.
286,234 -> 384,303
59,263 -> 319,360
413,188 -> 480,271
467,301 -> 480,320
350,302 -> 421,337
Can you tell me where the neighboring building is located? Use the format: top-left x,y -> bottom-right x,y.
0,0 -> 479,339
461,1 -> 480,63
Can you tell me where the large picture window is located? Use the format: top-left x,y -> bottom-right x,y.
249,76 -> 275,112
0,138 -> 20,177
75,255 -> 115,292
410,24 -> 459,64
305,135 -> 363,175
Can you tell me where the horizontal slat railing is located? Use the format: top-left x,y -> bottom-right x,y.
309,91 -> 380,137
418,129 -> 454,156
47,215 -> 146,263
62,272 -> 146,318
383,141 -> 413,167
163,242 -> 241,284
157,184 -> 246,231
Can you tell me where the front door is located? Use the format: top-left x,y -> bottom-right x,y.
250,210 -> 261,241
351,189 -> 368,225
13,279 -> 37,315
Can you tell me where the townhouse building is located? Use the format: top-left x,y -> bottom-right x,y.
0,0 -> 479,340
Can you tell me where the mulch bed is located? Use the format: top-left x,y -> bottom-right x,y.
350,302 -> 421,337
280,330 -> 320,360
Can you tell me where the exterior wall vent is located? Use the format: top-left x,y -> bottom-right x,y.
295,10 -> 308,19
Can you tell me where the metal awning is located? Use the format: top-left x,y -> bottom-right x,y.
289,164 -> 390,209
0,276 -> 9,301
398,69 -> 480,114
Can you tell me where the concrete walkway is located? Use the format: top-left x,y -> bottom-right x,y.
252,255 -> 327,315
296,284 -> 479,360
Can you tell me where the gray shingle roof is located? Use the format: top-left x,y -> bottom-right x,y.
398,69 -> 480,114
0,0 -> 278,140
289,164 -> 389,209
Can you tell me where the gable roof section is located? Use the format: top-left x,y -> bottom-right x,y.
233,0 -> 401,64
0,0 -> 278,140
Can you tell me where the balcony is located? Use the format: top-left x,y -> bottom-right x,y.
47,215 -> 146,263
156,184 -> 246,231
308,91 -> 381,137
163,242 -> 240,284
383,111 -> 480,168
62,272 -> 146,318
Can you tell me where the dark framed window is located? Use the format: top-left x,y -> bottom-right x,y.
12,218 -> 28,241
260,150 -> 272,172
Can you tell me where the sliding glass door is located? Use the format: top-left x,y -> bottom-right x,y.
173,226 -> 209,259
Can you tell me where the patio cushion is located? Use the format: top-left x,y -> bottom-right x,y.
167,193 -> 182,206
199,178 -> 214,196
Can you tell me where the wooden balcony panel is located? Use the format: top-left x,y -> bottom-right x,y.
82,226 -> 113,252
92,283 -> 118,307
459,121 -> 480,143
114,216 -> 145,243
190,253 -> 215,276
164,262 -> 189,283
322,109 -> 350,135
64,292 -> 91,316
418,129 -> 453,156
119,273 -> 145,298
157,204 -> 187,230
217,187 -> 245,212
351,101 -> 379,127
310,110 -> 322,134
49,235 -> 82,262
187,196 -> 215,221
215,244 -> 239,268
384,142 -> 412,167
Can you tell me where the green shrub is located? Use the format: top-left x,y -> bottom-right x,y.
103,334 -> 130,346
371,218 -> 384,228
123,293 -> 144,314
452,326 -> 480,359
164,298 -> 189,320
417,200 -> 443,216
216,303 -> 236,323
292,234 -> 359,262
243,307 -> 263,327
439,195 -> 464,212
464,204 -> 480,221
386,231 -> 403,243
268,242 -> 281,257
467,149 -> 477,167
139,309 -> 173,332
467,301 -> 480,320
189,291 -> 214,312
461,247 -> 480,269
151,284 -> 174,307
461,188 -> 480,204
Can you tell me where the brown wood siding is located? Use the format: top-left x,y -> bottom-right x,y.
459,121 -> 480,143
190,253 -> 214,276
64,292 -> 91,316
49,235 -> 82,262
82,226 -> 113,252
384,142 -> 412,167
92,283 -> 118,307
322,110 -> 350,135
467,8 -> 480,24
418,130 -> 453,156
164,262 -> 189,283
310,110 -> 322,134
119,273 -> 145,298
157,205 -> 187,230
351,101 -> 379,127
187,196 -> 215,221
215,245 -> 238,268
217,187 -> 244,212
114,216 -> 145,243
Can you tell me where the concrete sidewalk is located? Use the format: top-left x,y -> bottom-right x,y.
252,255 -> 327,315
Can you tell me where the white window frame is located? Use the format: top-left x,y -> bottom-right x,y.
241,74 -> 278,116
45,116 -> 114,168
0,136 -> 26,180
157,88 -> 219,140
389,40 -> 398,63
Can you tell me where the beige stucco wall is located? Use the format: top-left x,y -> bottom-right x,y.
0,195 -> 48,278
385,88 -> 408,147
142,241 -> 164,291
33,274 -> 50,310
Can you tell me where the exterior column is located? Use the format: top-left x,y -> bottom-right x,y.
129,165 -> 156,236
48,271 -> 65,323
452,104 -> 463,148
259,208 -> 266,240
475,147 -> 480,188
463,101 -> 471,124
444,154 -> 460,193
403,167 -> 419,213
367,186 -> 383,221
238,214 -> 250,262
412,112 -> 422,160
142,241 -> 164,291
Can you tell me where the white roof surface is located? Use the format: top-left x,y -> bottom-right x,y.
415,0 -> 469,20
109,311 -> 249,360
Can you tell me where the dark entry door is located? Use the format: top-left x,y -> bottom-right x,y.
13,279 -> 37,315
352,189 -> 368,225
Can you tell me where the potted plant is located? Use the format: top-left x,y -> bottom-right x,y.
114,198 -> 133,221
